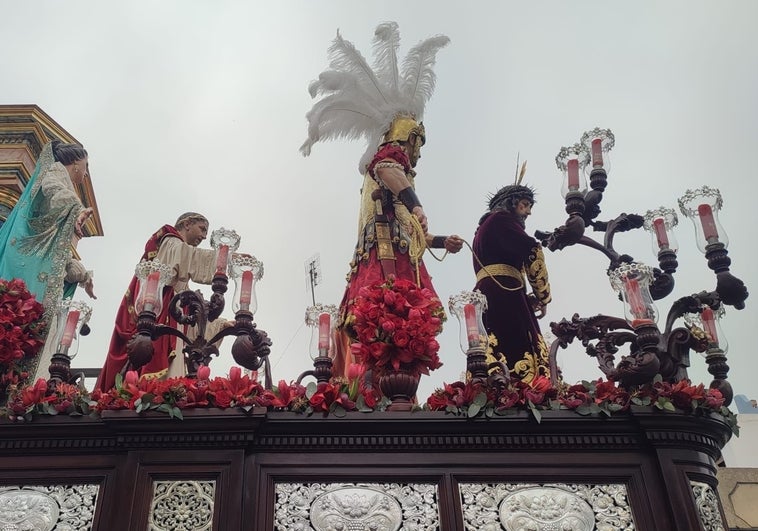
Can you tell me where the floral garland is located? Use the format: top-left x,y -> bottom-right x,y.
346,277 -> 444,377
0,279 -> 45,401
2,365 -> 738,436
425,373 -> 738,435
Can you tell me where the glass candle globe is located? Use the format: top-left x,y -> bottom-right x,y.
449,290 -> 489,353
229,255 -> 264,314
609,262 -> 659,328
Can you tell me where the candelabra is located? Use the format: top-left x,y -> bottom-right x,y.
48,299 -> 92,389
126,229 -> 273,386
297,304 -> 339,384
539,128 -> 748,405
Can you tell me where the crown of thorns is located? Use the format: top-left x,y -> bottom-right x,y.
488,185 -> 536,211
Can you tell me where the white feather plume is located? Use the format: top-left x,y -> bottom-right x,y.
372,22 -> 401,97
401,35 -> 450,118
301,23 -> 449,174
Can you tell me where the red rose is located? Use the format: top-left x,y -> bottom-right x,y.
393,330 -> 410,348
409,339 -> 427,356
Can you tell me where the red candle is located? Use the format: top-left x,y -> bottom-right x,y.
567,158 -> 580,191
239,270 -> 254,309
623,277 -> 651,326
215,244 -> 229,275
591,138 -> 603,167
60,309 -> 80,347
701,307 -> 719,346
652,218 -> 669,249
463,303 -> 479,345
318,313 -> 331,350
697,204 -> 719,242
142,271 -> 160,311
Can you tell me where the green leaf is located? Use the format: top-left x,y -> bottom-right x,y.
530,406 -> 542,424
115,373 -> 123,389
549,399 -> 562,411
663,401 -> 676,412
473,392 -> 488,407
589,403 -> 602,415
607,403 -> 624,412
305,382 -> 317,399
242,405 -> 253,413
156,403 -> 171,414
468,403 -> 481,418
653,374 -> 663,384
332,405 -> 347,418
171,407 -> 184,420
575,405 -> 592,416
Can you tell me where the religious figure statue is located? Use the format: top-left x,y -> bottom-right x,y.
472,182 -> 552,383
0,140 -> 96,378
300,22 -> 462,377
96,212 -> 226,391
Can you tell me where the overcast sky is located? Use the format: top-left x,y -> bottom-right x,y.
2,1 -> 756,402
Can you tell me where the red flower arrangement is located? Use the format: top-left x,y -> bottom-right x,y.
346,278 -> 444,377
425,374 -> 738,435
1,367 -> 736,436
0,279 -> 45,400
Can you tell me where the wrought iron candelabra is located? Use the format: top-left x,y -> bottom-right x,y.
126,229 -> 273,387
537,128 -> 748,405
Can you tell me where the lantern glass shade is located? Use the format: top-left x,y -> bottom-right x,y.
555,144 -> 590,198
677,186 -> 728,253
448,291 -> 489,354
134,260 -> 173,316
229,255 -> 264,314
53,299 -> 92,358
685,304 -> 728,355
210,227 -> 241,276
305,304 -> 339,360
609,263 -> 659,327
579,127 -> 615,174
643,207 -> 679,255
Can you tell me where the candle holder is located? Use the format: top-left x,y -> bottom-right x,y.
580,127 -> 615,188
449,291 -> 490,383
134,259 -> 173,316
540,130 -> 747,402
643,207 -> 679,274
48,299 -> 92,388
684,303 -> 732,404
678,187 -> 748,310
229,255 -> 263,315
297,303 -> 339,384
555,144 -> 590,215
210,227 -> 241,277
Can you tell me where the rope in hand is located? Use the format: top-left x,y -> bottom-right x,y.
425,237 -> 524,293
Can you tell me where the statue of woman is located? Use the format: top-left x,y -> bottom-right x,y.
0,140 -> 97,376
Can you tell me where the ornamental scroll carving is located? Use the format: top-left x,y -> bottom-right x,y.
459,482 -> 634,530
148,480 -> 215,531
0,484 -> 99,531
690,480 -> 726,531
274,482 -> 439,531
